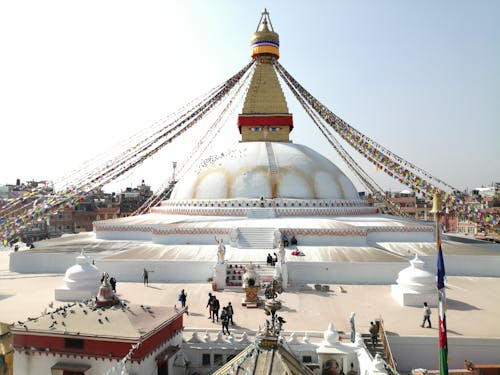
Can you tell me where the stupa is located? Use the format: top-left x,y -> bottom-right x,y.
54,249 -> 100,301
391,254 -> 436,307
12,9 -> 481,288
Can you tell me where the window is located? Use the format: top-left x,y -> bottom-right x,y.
64,338 -> 84,349
302,355 -> 313,363
214,354 -> 223,366
202,353 -> 211,366
269,127 -> 281,132
250,127 -> 262,132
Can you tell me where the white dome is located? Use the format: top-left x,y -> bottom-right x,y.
396,254 -> 435,293
171,142 -> 358,200
55,250 -> 101,301
63,250 -> 100,291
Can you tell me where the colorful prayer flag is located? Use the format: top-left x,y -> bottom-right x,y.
437,230 -> 448,375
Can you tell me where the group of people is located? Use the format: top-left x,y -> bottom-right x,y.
281,234 -> 298,247
100,273 -> 117,292
207,293 -> 234,335
266,252 -> 278,266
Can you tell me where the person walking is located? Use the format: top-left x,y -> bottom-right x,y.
212,296 -> 220,323
179,289 -> 187,308
221,306 -> 230,335
369,321 -> 378,348
206,293 -> 214,319
421,302 -> 432,328
226,302 -> 234,325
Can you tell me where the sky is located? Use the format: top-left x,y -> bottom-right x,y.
1,0 -> 499,194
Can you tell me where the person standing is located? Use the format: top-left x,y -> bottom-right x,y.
212,296 -> 220,323
110,277 -> 117,292
206,293 -> 214,319
349,312 -> 356,343
142,268 -> 149,286
267,253 -> 273,265
369,321 -> 378,349
421,302 -> 432,328
221,306 -> 230,335
226,302 -> 234,325
179,289 -> 187,308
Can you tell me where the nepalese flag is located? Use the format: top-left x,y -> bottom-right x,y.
437,232 -> 449,375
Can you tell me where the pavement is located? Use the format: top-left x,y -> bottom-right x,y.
1,249 -> 500,339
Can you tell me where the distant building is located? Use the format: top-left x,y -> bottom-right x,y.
118,180 -> 153,217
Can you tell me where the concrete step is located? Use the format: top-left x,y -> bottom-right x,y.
226,262 -> 277,286
361,334 -> 388,361
237,227 -> 276,249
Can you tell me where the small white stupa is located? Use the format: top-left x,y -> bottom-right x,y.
391,254 -> 436,307
316,323 -> 355,374
54,249 -> 100,301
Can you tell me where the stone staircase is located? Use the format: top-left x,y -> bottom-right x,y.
237,227 -> 276,249
225,262 -> 276,289
362,333 -> 388,363
265,142 -> 279,176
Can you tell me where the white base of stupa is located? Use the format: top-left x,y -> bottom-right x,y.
54,287 -> 95,302
391,285 -> 437,307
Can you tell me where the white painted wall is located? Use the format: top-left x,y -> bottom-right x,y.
98,260 -> 215,282
9,251 -> 80,273
13,332 -> 183,375
367,231 -> 434,243
294,235 -> 367,246
96,230 -> 152,241
418,255 -> 500,277
388,336 -> 500,372
10,251 -> 500,282
287,262 -> 405,284
153,233 -> 230,245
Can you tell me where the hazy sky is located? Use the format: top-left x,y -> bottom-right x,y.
1,0 -> 499,194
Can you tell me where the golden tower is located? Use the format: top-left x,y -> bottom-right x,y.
238,9 -> 293,142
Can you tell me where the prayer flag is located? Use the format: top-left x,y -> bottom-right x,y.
437,231 -> 448,375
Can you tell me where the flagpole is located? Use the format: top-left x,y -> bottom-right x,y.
431,193 -> 448,375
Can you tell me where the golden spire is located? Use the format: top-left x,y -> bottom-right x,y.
238,10 -> 293,142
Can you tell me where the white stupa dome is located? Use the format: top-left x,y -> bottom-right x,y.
395,254 -> 435,294
171,142 -> 358,200
391,254 -> 437,307
322,323 -> 340,346
55,250 -> 100,301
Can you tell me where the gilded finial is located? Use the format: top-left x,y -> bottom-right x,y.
430,193 -> 443,213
